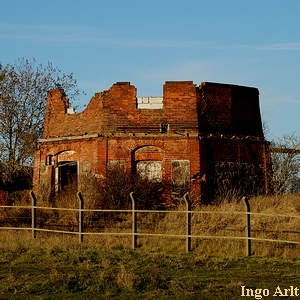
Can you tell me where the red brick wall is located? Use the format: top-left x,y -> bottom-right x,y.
198,82 -> 263,137
35,81 -> 270,203
43,81 -> 264,139
34,136 -> 203,198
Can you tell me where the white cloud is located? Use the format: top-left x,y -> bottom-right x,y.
223,43 -> 300,51
258,43 -> 300,51
262,94 -> 300,105
2,23 -> 300,52
0,23 -> 210,48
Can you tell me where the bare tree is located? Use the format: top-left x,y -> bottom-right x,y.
270,133 -> 300,194
0,58 -> 81,189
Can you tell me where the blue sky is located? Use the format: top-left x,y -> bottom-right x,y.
1,0 -> 300,140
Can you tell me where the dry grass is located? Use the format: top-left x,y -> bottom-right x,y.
1,192 -> 300,257
122,193 -> 300,256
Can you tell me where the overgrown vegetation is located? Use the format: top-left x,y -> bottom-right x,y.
79,163 -> 168,211
2,193 -> 300,257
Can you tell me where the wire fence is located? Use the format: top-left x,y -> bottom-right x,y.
1,191 -> 300,256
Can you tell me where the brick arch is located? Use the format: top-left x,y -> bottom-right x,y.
133,145 -> 165,161
56,150 -> 79,162
44,142 -> 80,156
43,149 -> 79,167
145,139 -> 167,151
53,149 -> 76,156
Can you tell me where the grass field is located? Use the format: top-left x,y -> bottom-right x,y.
1,231 -> 300,299
1,194 -> 300,299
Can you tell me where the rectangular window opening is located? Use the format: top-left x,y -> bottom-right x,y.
161,124 -> 169,134
136,161 -> 162,182
45,155 -> 53,166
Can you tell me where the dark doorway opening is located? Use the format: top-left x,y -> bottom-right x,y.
59,161 -> 78,191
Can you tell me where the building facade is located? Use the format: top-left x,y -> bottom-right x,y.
33,81 -> 271,203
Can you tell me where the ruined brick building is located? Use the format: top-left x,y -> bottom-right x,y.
33,81 -> 271,203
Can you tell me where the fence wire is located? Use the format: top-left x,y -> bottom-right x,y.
1,192 -> 300,255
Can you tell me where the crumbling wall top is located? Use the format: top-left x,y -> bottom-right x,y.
42,81 -> 264,140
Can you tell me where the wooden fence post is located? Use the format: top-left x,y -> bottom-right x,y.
130,192 -> 137,249
243,196 -> 251,256
77,192 -> 84,243
183,192 -> 191,252
29,191 -> 37,239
